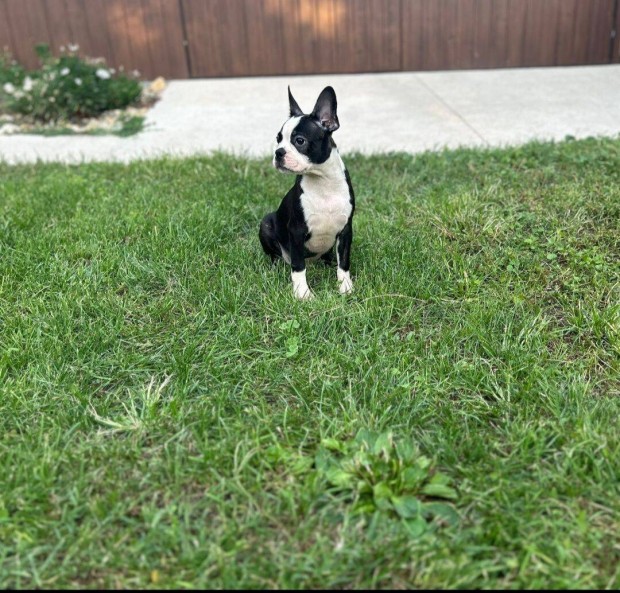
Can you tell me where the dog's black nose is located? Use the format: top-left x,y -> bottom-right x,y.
275,148 -> 286,159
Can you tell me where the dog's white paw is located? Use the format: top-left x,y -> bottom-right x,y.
337,269 -> 353,295
339,278 -> 353,295
292,270 -> 313,300
294,285 -> 314,300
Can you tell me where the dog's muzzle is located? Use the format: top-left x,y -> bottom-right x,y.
274,147 -> 290,171
274,147 -> 286,163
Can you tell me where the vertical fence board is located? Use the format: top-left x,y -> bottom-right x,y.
504,0 -> 527,68
455,0 -> 475,68
401,0 -> 423,70
573,0 -> 595,65
367,0 -> 401,71
183,0 -> 247,77
0,1 -> 15,53
332,0 -> 399,73
83,0 -> 113,62
43,0 -> 74,53
281,0 -> 318,74
102,0 -> 136,74
472,0 -> 492,68
154,0 -> 190,78
243,0 -> 286,76
588,0 -> 616,63
427,0 -> 446,70
555,0 -> 578,66
522,0 -> 556,66
567,0 -> 615,65
64,0 -> 92,57
314,0 -> 337,74
490,0 -> 511,68
614,0 -> 620,62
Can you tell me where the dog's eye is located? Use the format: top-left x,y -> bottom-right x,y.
295,137 -> 306,146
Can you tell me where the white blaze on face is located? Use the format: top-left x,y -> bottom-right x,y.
274,116 -> 312,173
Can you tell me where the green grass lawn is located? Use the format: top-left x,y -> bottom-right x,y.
1,137 -> 619,589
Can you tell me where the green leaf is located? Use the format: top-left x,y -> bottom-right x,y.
353,501 -> 376,515
372,481 -> 393,500
291,456 -> 313,475
373,482 -> 394,511
417,456 -> 432,470
265,444 -> 284,464
404,516 -> 428,538
356,480 -> 372,495
314,448 -> 332,473
321,438 -> 344,452
421,483 -> 458,500
355,428 -> 377,449
352,449 -> 372,470
428,472 -> 451,486
396,440 -> 417,464
422,502 -> 460,526
375,498 -> 393,512
372,431 -> 393,457
326,468 -> 355,489
401,466 -> 428,490
279,319 -> 299,332
285,337 -> 299,357
391,495 -> 422,519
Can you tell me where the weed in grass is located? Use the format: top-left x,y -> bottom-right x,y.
317,430 -> 459,536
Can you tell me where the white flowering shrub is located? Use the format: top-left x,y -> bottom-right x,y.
0,44 -> 142,122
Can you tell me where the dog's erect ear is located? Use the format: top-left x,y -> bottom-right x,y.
311,86 -> 339,132
288,86 -> 303,117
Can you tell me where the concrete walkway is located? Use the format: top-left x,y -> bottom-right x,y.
1,65 -> 619,164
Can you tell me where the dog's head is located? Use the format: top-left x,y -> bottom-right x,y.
273,86 -> 340,174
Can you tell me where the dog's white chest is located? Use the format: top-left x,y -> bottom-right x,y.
300,182 -> 352,255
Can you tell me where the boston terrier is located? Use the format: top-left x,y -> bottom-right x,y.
259,86 -> 355,300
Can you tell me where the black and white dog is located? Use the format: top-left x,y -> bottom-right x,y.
259,86 -> 355,300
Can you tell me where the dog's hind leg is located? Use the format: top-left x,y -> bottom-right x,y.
259,212 -> 282,264
336,221 -> 353,294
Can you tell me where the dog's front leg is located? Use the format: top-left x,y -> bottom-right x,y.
289,227 -> 313,300
336,221 -> 353,294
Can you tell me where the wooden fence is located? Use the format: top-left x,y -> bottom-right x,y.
1,0 -> 619,79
